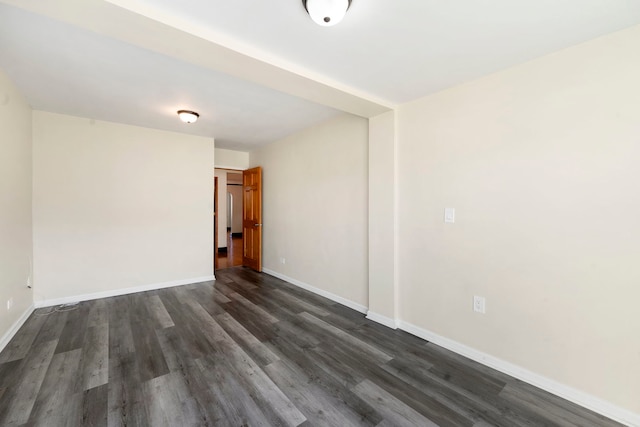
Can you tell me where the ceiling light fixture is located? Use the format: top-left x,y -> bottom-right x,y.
177,110 -> 199,123
302,0 -> 351,27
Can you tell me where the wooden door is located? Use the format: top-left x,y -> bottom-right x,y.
214,176 -> 219,271
242,167 -> 262,271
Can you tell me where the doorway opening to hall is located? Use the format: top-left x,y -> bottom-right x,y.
215,169 -> 244,270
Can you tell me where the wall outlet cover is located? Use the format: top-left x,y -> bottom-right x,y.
445,208 -> 455,223
473,296 -> 486,313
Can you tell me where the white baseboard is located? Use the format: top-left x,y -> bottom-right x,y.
34,275 -> 216,308
262,268 -> 368,314
366,311 -> 398,329
398,320 -> 639,427
0,303 -> 35,354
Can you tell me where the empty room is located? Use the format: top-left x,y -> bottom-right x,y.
0,0 -> 639,426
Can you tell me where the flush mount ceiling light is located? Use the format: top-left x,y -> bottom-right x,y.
302,0 -> 352,27
177,110 -> 199,123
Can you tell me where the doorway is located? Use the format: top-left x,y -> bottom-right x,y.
215,169 -> 243,269
214,167 -> 262,272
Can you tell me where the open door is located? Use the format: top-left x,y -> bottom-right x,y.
242,167 -> 262,271
214,176 -> 219,271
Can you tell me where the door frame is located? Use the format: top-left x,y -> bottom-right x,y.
214,167 -> 252,271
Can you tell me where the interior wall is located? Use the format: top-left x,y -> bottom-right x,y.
397,25 -> 640,414
226,192 -> 232,230
250,114 -> 369,307
32,111 -> 215,302
228,185 -> 243,234
0,70 -> 33,341
367,110 -> 396,321
215,148 -> 249,170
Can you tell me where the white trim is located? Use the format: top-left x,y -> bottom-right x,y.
262,268 -> 367,314
366,311 -> 398,329
0,303 -> 35,354
214,164 -> 246,171
34,275 -> 216,308
397,320 -> 640,427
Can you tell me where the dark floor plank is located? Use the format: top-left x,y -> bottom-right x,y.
211,337 -> 308,426
155,326 -> 226,425
381,357 -> 513,427
31,311 -> 68,348
195,356 -> 272,427
269,288 -> 331,317
55,303 -> 91,354
0,359 -> 23,390
499,383 -> 622,427
0,266 -> 626,427
215,311 -> 280,366
265,358 -> 379,427
128,294 -> 169,383
0,339 -> 58,425
146,295 -> 175,330
28,348 -> 83,425
228,291 -> 279,324
81,323 -> 109,391
353,379 -> 439,427
313,336 -> 476,426
263,333 -> 387,426
80,383 -> 108,427
106,296 -> 135,355
107,344 -> 148,427
0,313 -> 47,363
298,311 -> 393,364
142,372 -> 207,427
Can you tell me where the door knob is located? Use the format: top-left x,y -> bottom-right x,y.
254,223 -> 262,226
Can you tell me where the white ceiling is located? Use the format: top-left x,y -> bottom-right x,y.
117,0 -> 640,104
0,3 -> 342,150
1,0 -> 640,151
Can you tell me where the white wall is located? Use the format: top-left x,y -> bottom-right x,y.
32,111 -> 215,302
228,184 -> 243,234
397,25 -> 640,414
250,114 -> 369,308
215,148 -> 249,170
0,70 -> 33,343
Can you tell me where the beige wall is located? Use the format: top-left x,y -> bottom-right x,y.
0,70 -> 33,342
32,112 -> 215,302
397,25 -> 640,413
215,148 -> 249,170
367,111 -> 396,321
250,114 -> 369,307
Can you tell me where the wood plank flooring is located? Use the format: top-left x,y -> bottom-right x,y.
217,232 -> 243,270
0,267 -> 623,426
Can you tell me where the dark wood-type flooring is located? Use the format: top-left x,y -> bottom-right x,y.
0,267 -> 623,426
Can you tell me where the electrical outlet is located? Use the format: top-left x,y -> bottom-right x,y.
7,298 -> 13,311
27,276 -> 32,288
473,296 -> 486,314
280,257 -> 286,264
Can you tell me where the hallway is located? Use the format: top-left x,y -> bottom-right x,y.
217,231 -> 242,269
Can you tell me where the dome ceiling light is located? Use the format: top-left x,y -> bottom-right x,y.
302,0 -> 352,27
177,110 -> 199,123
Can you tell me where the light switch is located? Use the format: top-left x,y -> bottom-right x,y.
444,208 -> 455,223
